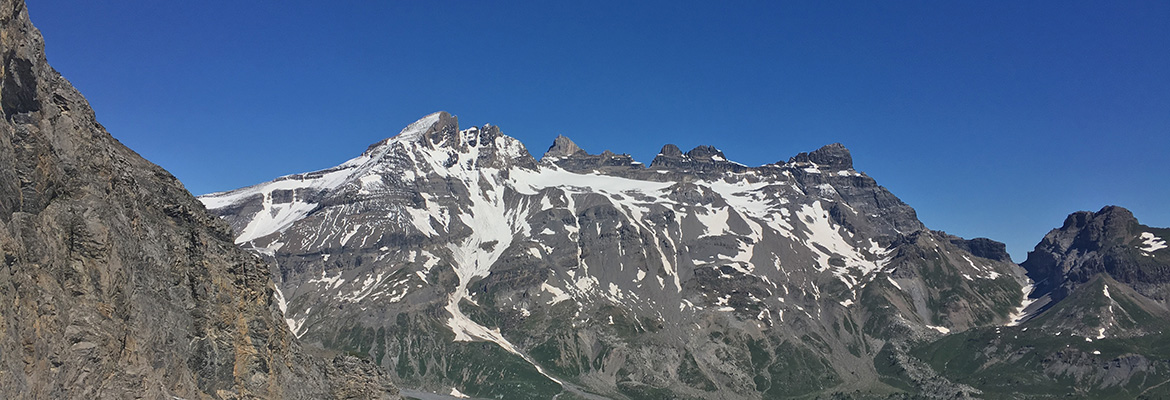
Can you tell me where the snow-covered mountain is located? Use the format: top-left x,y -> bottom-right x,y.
200,112 -> 1032,399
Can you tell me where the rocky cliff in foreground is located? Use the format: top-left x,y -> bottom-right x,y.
0,1 -> 398,398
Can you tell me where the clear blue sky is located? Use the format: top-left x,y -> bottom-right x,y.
28,1 -> 1169,261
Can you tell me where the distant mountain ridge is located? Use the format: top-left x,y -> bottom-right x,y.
201,112 -> 1039,399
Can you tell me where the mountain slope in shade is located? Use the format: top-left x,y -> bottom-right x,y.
202,112 -> 1028,399
911,207 -> 1170,399
0,1 -> 399,398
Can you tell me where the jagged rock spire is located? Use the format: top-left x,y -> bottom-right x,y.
658,144 -> 684,157
650,144 -> 744,174
543,135 -> 585,159
685,145 -> 726,160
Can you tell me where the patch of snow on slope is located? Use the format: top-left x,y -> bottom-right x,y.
1005,282 -> 1037,326
694,207 -> 731,238
705,179 -> 771,235
511,166 -> 683,290
237,196 -> 322,244
1140,232 -> 1167,255
542,282 -> 571,304
308,268 -> 345,290
404,195 -> 447,236
358,173 -> 383,194
339,224 -> 362,246
795,201 -> 890,287
962,254 -> 1003,280
287,307 -> 310,338
338,270 -> 387,303
273,285 -> 304,335
887,276 -> 904,291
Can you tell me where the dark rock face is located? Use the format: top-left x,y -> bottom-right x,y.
658,143 -> 684,157
0,1 -> 398,398
540,134 -> 642,172
1022,205 -> 1170,303
542,135 -> 584,158
789,143 -> 853,170
649,144 -> 749,174
944,234 -> 1012,262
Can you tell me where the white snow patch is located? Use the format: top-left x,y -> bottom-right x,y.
339,224 -> 362,246
273,285 -> 305,335
308,268 -> 345,290
510,168 -> 674,197
793,201 -> 890,288
927,325 -> 951,334
542,282 -> 571,304
887,276 -> 904,291
1139,232 -> 1167,255
695,207 -> 730,237
273,285 -> 289,315
607,282 -> 622,299
715,295 -> 731,306
338,270 -> 387,303
287,307 -> 311,338
1006,282 -> 1037,327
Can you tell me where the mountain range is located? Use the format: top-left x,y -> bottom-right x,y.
199,111 -> 1170,399
2,0 -> 1168,398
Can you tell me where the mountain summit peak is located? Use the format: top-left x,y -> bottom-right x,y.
650,143 -> 745,173
685,144 -> 727,160
398,111 -> 459,143
542,135 -> 585,159
362,111 -> 458,155
788,143 -> 853,170
658,144 -> 684,157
